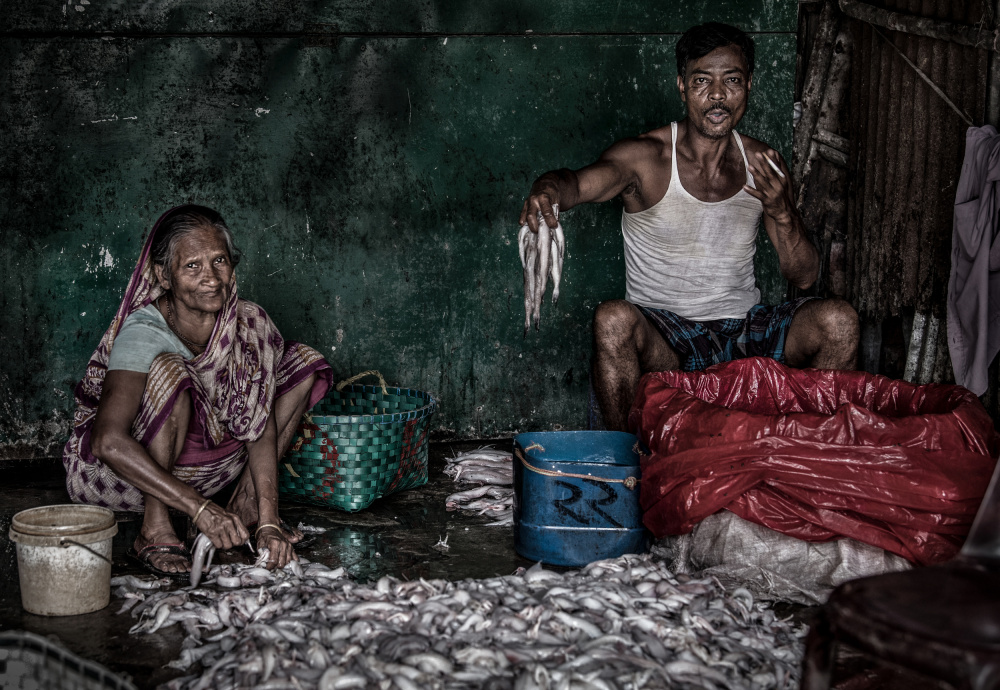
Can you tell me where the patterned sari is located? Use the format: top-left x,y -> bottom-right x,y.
62,205 -> 332,511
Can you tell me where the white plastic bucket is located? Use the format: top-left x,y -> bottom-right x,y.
8,504 -> 118,616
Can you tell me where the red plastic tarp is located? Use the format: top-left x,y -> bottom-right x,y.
629,357 -> 1000,565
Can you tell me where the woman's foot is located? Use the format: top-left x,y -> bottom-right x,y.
133,532 -> 191,574
226,470 -> 302,544
225,470 -> 259,524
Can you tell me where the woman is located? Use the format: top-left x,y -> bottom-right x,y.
62,205 -> 332,575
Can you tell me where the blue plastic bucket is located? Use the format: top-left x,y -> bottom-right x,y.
513,431 -> 648,567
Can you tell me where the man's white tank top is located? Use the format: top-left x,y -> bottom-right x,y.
622,121 -> 763,320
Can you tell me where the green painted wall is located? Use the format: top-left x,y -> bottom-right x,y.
0,1 -> 796,457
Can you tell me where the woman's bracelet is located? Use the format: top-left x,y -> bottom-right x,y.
191,498 -> 212,527
255,523 -> 283,540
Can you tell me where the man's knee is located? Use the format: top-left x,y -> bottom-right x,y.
814,298 -> 859,347
788,297 -> 859,368
592,300 -> 641,348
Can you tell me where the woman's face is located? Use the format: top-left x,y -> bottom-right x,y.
155,225 -> 234,315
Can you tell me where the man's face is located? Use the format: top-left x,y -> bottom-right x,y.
677,44 -> 752,140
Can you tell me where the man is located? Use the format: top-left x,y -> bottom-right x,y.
519,22 -> 858,431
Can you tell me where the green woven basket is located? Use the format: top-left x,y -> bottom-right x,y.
280,371 -> 437,512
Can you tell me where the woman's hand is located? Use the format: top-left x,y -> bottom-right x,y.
255,524 -> 297,569
196,501 -> 249,550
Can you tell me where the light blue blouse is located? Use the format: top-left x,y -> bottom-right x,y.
106,303 -> 193,373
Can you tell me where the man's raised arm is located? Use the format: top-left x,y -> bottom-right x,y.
518,140 -> 646,233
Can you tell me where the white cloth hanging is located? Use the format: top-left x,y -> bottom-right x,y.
948,125 -> 1000,395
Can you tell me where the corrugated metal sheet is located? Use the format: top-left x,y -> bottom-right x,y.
847,0 -> 988,319
845,0 -> 990,382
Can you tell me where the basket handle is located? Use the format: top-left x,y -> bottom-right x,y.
336,370 -> 388,395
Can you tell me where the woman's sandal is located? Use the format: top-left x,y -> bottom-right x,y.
127,542 -> 194,582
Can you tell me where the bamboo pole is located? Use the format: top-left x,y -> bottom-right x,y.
839,0 -> 997,51
793,0 -> 840,185
795,23 -> 853,299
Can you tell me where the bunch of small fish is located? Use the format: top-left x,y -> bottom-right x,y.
444,447 -> 513,485
117,552 -> 806,690
519,204 -> 566,334
444,448 -> 514,526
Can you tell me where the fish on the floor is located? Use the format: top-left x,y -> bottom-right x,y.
444,448 -> 515,522
118,552 -> 806,690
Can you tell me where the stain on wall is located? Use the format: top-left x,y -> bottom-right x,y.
0,1 -> 795,457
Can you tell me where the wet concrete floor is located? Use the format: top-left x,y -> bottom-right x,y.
0,441 -> 535,688
0,442 -> 948,690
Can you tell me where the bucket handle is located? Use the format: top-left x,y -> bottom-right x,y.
516,449 -> 640,490
60,538 -> 113,565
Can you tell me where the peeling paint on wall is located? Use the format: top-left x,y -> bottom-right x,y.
1,0 -> 795,458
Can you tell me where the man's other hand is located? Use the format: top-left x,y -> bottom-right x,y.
744,150 -> 794,224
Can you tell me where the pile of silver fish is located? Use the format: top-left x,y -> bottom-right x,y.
519,204 -> 566,334
443,448 -> 513,485
444,448 -> 514,526
116,552 -> 806,690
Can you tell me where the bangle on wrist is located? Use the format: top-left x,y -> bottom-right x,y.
255,523 -> 283,540
191,498 -> 211,528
